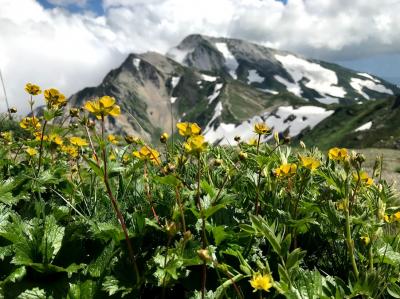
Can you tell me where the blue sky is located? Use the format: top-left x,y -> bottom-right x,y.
1,0 -> 399,113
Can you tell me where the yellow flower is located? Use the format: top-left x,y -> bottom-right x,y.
300,156 -> 321,171
360,236 -> 370,246
183,135 -> 207,154
336,200 -> 347,211
176,122 -> 201,137
0,131 -> 12,142
353,171 -> 373,186
44,88 -> 67,108
69,136 -> 88,147
109,153 -> 116,161
20,117 -> 41,130
25,147 -> 37,156
25,83 -> 41,96
384,214 -> 391,223
160,132 -> 169,143
249,273 -> 273,293
393,211 -> 400,222
84,96 -> 120,119
274,163 -> 297,178
48,134 -> 63,145
61,145 -> 78,158
125,135 -> 141,144
107,134 -> 119,145
34,132 -> 48,141
247,138 -> 258,146
254,122 -> 271,135
133,146 -> 161,164
328,147 -> 348,161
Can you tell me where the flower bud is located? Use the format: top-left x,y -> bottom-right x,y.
273,132 -> 279,144
183,230 -> 192,241
197,249 -> 211,262
213,158 -> 223,166
160,132 -> 169,143
8,107 -> 17,114
69,108 -> 80,117
239,151 -> 247,161
125,135 -> 140,144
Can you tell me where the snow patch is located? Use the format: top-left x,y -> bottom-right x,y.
355,121 -> 372,132
170,97 -> 178,104
357,73 -> 380,82
248,70 -> 264,84
274,75 -> 302,97
208,83 -> 223,104
350,78 -> 393,99
205,105 -> 334,145
201,74 -> 218,82
315,96 -> 339,104
215,42 -> 239,79
258,88 -> 279,95
133,58 -> 141,69
275,54 -> 346,98
171,76 -> 181,89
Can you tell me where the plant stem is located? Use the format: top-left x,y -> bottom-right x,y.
101,116 -> 140,284
345,199 -> 359,278
175,186 -> 186,232
196,154 -> 207,299
37,120 -> 47,174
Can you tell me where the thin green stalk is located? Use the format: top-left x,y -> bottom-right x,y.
101,116 -> 140,284
345,200 -> 359,278
37,120 -> 47,174
196,154 -> 207,299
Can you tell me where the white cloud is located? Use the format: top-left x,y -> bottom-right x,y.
1,0 -> 400,113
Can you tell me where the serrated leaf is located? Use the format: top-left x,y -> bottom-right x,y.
87,242 -> 115,278
17,288 -> 46,299
67,280 -> 97,299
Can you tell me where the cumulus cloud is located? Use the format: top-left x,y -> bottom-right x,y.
1,0 -> 399,113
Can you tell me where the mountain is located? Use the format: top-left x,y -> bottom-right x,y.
67,34 -> 399,145
300,95 -> 400,149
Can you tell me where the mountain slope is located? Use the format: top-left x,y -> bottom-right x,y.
66,34 -> 399,145
300,95 -> 400,149
167,34 -> 398,105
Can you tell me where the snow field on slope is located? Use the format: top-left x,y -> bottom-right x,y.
204,105 -> 334,144
274,54 -> 346,100
355,121 -> 372,132
215,42 -> 239,79
350,78 -> 393,100
248,70 -> 264,84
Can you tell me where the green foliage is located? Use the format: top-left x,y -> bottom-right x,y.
0,94 -> 399,299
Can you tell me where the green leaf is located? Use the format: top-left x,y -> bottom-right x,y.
200,180 -> 216,198
40,215 -> 65,264
215,274 -> 244,299
387,283 -> 400,298
250,215 -> 281,256
286,248 -> 306,270
1,266 -> 26,284
87,242 -> 115,278
67,280 -> 97,299
211,226 -> 229,246
154,175 -> 180,187
102,276 -> 133,298
83,156 -> 104,178
17,288 -> 46,299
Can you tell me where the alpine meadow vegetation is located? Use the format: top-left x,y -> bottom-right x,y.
0,84 -> 399,298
